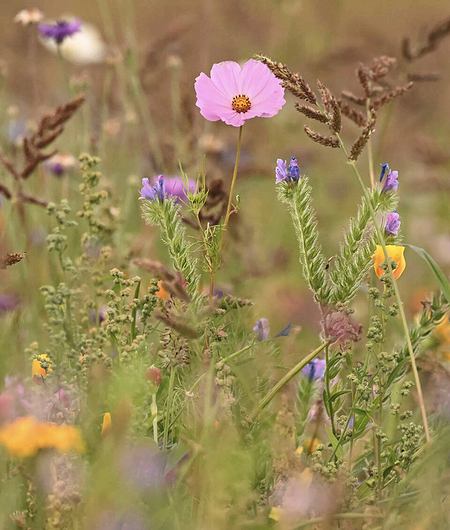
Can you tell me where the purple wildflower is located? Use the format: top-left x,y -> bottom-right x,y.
140,176 -> 166,201
385,211 -> 401,236
0,294 -> 20,315
380,163 -> 399,192
140,175 -> 195,202
120,443 -> 165,490
275,157 -> 301,183
253,318 -> 270,341
38,20 -> 81,45
302,358 -> 326,381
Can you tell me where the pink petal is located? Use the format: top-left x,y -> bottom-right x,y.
210,61 -> 241,99
194,72 -> 230,121
239,59 -> 274,99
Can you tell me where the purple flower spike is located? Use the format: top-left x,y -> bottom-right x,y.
275,156 -> 301,183
38,19 -> 81,45
140,176 -> 166,202
253,318 -> 270,341
302,358 -> 326,381
288,157 -> 300,181
140,175 -> 195,203
275,159 -> 288,183
385,211 -> 401,236
383,170 -> 399,192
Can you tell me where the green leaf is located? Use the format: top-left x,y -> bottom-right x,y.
405,244 -> 450,302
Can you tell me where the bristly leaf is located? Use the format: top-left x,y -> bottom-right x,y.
278,177 -> 332,302
331,188 -> 398,304
405,244 -> 450,302
141,199 -> 200,298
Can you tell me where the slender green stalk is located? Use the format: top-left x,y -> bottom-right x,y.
151,393 -> 158,444
251,341 -> 329,420
163,366 -> 176,449
324,344 -> 337,436
130,280 -> 141,342
223,126 -> 244,229
336,133 -> 431,443
210,125 -> 244,297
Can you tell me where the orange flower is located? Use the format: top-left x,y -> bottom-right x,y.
156,280 -> 170,301
101,412 -> 112,436
373,245 -> 406,280
0,417 -> 84,457
31,354 -> 53,379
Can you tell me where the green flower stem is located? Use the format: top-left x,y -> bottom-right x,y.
324,344 -> 337,437
151,393 -> 158,444
336,133 -> 431,443
210,125 -> 244,298
130,280 -> 141,342
163,366 -> 176,449
251,341 -> 329,421
223,125 -> 243,229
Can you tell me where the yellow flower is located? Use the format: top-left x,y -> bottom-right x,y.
31,354 -> 53,379
101,412 -> 112,436
155,280 -> 170,301
435,315 -> 450,344
373,245 -> 406,280
0,417 -> 84,457
269,506 -> 283,522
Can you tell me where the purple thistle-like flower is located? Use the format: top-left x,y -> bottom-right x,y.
380,163 -> 399,192
275,157 -> 301,183
385,211 -> 401,236
140,175 -> 195,203
302,358 -> 326,381
253,318 -> 270,341
38,19 -> 82,45
140,176 -> 166,201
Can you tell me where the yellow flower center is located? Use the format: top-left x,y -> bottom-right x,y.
231,94 -> 251,113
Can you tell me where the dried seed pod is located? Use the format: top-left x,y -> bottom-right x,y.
357,64 -> 371,97
372,82 -> 414,110
1,252 -> 25,269
317,80 -> 333,112
304,126 -> 340,148
338,100 -> 366,127
369,56 -> 397,79
341,90 -> 366,106
348,109 -> 376,161
407,72 -> 440,82
295,103 -> 328,123
329,97 -> 342,133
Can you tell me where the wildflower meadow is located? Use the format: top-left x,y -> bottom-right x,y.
1,2 -> 449,529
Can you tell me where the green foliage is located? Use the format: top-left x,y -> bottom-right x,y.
277,177 -> 332,302
331,188 -> 398,304
141,197 -> 200,298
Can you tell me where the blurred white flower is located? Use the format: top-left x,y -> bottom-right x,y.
39,19 -> 106,65
14,8 -> 44,26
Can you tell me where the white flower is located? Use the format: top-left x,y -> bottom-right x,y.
14,8 -> 44,26
39,19 -> 106,65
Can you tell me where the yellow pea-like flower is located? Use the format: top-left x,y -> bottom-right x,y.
101,412 -> 112,436
373,245 -> 406,280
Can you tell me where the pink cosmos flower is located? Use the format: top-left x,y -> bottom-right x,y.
194,59 -> 285,127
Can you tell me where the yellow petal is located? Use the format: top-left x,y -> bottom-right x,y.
101,412 -> 112,436
373,245 -> 406,280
